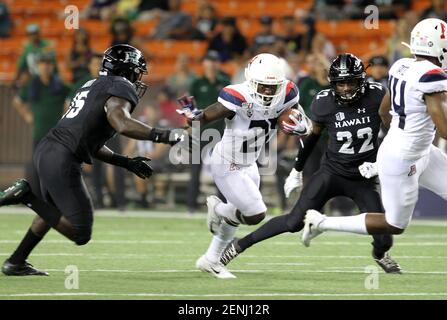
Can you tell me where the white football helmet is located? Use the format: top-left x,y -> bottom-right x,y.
405,18 -> 447,70
245,53 -> 287,107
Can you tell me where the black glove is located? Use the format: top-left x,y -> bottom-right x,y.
125,156 -> 153,179
148,128 -> 181,146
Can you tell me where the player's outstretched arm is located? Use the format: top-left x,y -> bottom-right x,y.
177,96 -> 235,127
94,145 -> 153,179
105,96 -> 177,145
379,89 -> 392,129
426,91 -> 447,139
201,102 -> 235,125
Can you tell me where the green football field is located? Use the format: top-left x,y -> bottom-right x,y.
1,207 -> 447,300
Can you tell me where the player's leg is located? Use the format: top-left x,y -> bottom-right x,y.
213,163 -> 267,226
43,166 -> 94,246
197,164 -> 266,278
419,145 -> 447,201
205,164 -> 267,244
0,142 -> 67,275
221,169 -> 335,266
349,179 -> 401,273
302,149 -> 428,245
2,215 -> 51,276
29,140 -> 93,244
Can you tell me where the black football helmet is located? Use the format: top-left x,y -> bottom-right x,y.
102,44 -> 148,98
328,53 -> 366,104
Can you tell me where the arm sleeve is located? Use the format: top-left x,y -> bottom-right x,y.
283,81 -> 300,110
217,87 -> 245,112
309,96 -> 325,124
419,69 -> 447,94
107,79 -> 139,107
294,133 -> 321,172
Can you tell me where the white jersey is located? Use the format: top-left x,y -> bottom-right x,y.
213,80 -> 299,166
387,58 -> 447,159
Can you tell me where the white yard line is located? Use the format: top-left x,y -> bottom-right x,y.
1,207 -> 447,226
13,268 -> 447,275
0,253 -> 445,259
0,253 -> 446,260
0,207 -> 203,219
0,240 -> 184,244
2,239 -> 447,246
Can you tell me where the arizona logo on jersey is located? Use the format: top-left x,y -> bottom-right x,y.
242,102 -> 254,117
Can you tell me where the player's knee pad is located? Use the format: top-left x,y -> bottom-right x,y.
74,225 -> 92,246
241,212 -> 265,225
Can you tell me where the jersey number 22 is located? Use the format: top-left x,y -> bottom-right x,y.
337,127 -> 374,154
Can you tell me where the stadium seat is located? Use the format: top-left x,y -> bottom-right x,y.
316,20 -> 395,39
181,0 -> 313,18
80,20 -> 110,37
133,20 -> 158,37
143,41 -> 208,59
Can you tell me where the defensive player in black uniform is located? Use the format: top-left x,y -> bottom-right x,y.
219,53 -> 402,274
0,44 -> 179,276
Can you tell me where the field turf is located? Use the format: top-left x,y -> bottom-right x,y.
1,208 -> 447,300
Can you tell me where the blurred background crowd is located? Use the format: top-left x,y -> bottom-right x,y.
0,0 -> 446,214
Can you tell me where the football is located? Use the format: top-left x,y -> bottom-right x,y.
278,108 -> 307,135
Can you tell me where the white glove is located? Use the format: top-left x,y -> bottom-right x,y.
358,161 -> 378,179
284,168 -> 303,198
175,95 -> 203,121
281,107 -> 313,136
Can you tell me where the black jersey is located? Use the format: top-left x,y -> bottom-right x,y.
310,82 -> 386,179
47,75 -> 139,164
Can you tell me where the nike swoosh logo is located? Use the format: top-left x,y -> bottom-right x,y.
210,267 -> 221,274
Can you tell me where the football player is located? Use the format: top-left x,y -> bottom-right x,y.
219,53 -> 402,274
301,19 -> 447,254
0,44 -> 178,276
178,53 -> 311,278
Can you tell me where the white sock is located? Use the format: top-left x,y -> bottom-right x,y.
215,202 -> 239,224
205,221 -> 238,263
318,213 -> 368,234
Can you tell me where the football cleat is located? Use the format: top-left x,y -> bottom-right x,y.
206,195 -> 223,235
301,209 -> 326,247
0,179 -> 30,207
373,252 -> 403,274
195,255 -> 236,279
2,259 -> 49,276
220,238 -> 242,266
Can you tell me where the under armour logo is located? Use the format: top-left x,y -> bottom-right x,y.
358,108 -> 366,113
174,133 -> 185,141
